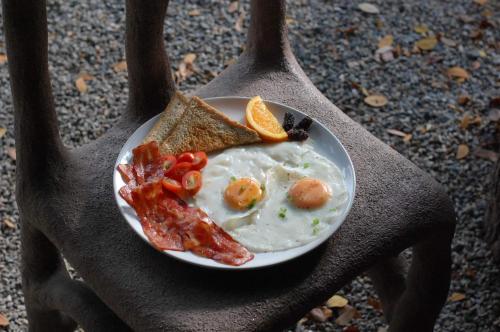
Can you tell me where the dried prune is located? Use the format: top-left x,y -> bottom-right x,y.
287,128 -> 309,141
294,116 -> 313,131
282,112 -> 295,131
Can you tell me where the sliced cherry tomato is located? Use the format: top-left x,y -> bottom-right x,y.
161,178 -> 188,199
168,161 -> 192,181
159,155 -> 177,175
177,152 -> 195,163
182,170 -> 202,196
191,151 -> 208,170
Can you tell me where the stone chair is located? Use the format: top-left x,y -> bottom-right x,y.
2,0 -> 456,331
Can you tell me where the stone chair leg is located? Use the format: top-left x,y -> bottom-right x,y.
368,228 -> 453,332
22,222 -> 131,332
367,255 -> 407,321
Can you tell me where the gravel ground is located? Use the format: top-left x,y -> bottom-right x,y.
0,0 -> 499,331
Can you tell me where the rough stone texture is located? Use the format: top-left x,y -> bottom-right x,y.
0,0 -> 498,331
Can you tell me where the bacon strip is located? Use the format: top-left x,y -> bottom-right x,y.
117,142 -> 254,266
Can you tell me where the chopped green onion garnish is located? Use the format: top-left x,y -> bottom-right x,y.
312,218 -> 320,226
260,183 -> 266,192
278,207 -> 287,219
329,208 -> 337,212
312,227 -> 320,235
303,162 -> 310,169
230,176 -> 237,182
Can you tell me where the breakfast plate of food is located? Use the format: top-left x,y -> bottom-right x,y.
113,93 -> 355,269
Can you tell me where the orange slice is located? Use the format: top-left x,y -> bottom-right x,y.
245,96 -> 288,142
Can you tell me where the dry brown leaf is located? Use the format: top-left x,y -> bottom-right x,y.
367,297 -> 383,312
358,3 -> 380,14
456,145 -> 470,160
3,218 -> 15,229
235,11 -> 245,32
474,149 -> 498,162
449,292 -> 466,302
309,307 -> 328,322
364,95 -> 388,107
457,95 -> 471,106
326,295 -> 348,308
378,35 -> 393,48
0,54 -> 7,65
0,127 -> 6,139
188,9 -> 200,16
228,1 -> 239,13
344,326 -> 360,332
113,60 -> 127,72
490,97 -> 500,109
386,129 -> 407,137
470,30 -> 483,40
183,53 -> 197,65
441,37 -> 457,47
414,25 -> 429,34
447,67 -> 470,81
75,77 -> 87,93
482,9 -> 493,17
7,147 -> 16,161
416,36 -> 438,51
0,313 -> 8,327
474,0 -> 487,5
335,305 -> 360,326
286,17 -> 296,25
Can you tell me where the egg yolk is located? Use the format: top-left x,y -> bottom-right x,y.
288,178 -> 331,209
224,178 -> 263,210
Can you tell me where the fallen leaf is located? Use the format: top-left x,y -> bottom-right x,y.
344,326 -> 360,332
188,9 -> 200,16
447,67 -> 470,81
358,3 -> 380,14
449,292 -> 466,302
0,54 -> 7,65
416,36 -> 438,51
386,129 -> 407,137
441,37 -> 457,47
364,95 -> 388,107
75,77 -> 87,93
0,313 -> 8,327
474,0 -> 487,5
378,35 -> 393,48
335,305 -> 360,326
479,19 -> 494,29
7,147 -> 16,160
326,295 -> 348,308
375,46 -> 394,62
458,95 -> 471,106
3,218 -> 15,229
309,307 -> 328,322
490,97 -> 500,109
113,60 -> 127,72
183,53 -> 196,65
470,30 -> 483,40
235,11 -> 245,32
482,9 -> 493,17
286,17 -> 296,25
228,1 -> 239,13
459,114 -> 480,129
338,26 -> 358,36
414,25 -> 429,34
479,50 -> 487,57
456,145 -> 470,160
367,297 -> 383,312
0,127 -> 6,139
474,148 -> 498,162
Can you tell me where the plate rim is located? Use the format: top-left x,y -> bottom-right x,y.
113,96 -> 356,270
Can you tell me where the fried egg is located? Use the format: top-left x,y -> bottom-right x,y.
193,142 -> 348,252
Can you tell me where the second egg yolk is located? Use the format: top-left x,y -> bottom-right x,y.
224,178 -> 263,210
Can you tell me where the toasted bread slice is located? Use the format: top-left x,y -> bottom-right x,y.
143,92 -> 190,144
160,96 -> 262,155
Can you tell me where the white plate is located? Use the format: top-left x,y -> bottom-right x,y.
113,97 -> 356,270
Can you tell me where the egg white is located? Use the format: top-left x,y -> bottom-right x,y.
193,142 -> 348,252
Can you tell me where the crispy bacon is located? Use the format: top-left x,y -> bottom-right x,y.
117,143 -> 253,266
